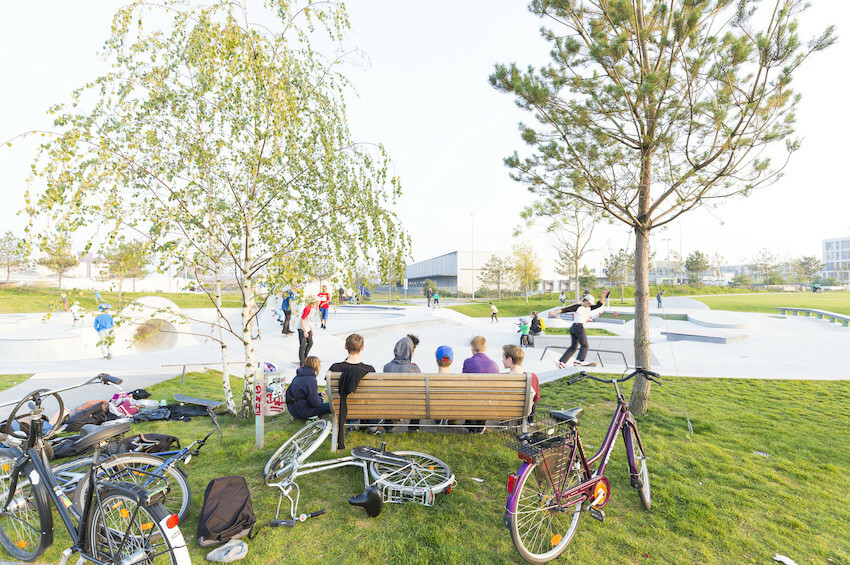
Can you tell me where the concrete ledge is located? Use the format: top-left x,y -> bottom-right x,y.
661,329 -> 748,344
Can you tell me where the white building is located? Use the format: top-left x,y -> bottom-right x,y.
822,237 -> 850,283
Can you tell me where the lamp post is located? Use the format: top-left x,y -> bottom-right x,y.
470,213 -> 475,301
663,238 -> 672,285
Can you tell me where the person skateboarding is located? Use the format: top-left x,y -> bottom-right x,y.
549,290 -> 610,368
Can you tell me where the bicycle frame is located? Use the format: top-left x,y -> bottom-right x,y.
505,381 -> 648,515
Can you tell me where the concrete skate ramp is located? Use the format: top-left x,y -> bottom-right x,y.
117,296 -> 194,353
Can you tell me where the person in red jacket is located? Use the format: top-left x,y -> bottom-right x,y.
318,285 -> 331,330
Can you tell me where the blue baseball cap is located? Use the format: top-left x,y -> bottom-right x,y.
98,303 -> 112,311
435,345 -> 453,363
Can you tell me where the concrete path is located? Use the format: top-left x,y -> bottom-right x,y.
2,298 -> 848,418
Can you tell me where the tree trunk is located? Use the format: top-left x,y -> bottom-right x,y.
58,270 -> 63,290
239,210 -> 256,419
216,270 -> 237,415
118,277 -> 124,306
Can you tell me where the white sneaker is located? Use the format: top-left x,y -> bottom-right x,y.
556,362 -> 566,369
575,360 -> 592,366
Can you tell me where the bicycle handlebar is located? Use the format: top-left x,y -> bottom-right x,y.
567,367 -> 662,386
0,373 -> 123,410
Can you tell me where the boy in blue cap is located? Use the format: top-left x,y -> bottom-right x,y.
93,303 -> 114,359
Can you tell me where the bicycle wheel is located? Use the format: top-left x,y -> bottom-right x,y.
264,419 -> 330,484
367,451 -> 454,501
0,456 -> 53,562
52,456 -> 95,499
628,431 -> 651,511
86,485 -> 190,564
509,451 -> 584,564
74,454 -> 191,524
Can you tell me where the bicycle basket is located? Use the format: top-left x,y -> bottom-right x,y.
497,413 -> 574,461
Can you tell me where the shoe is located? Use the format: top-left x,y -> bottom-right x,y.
557,362 -> 566,369
575,360 -> 594,366
106,354 -> 112,359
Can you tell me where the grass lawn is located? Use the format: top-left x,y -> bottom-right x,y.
0,286 -> 244,313
24,370 -> 850,564
693,292 -> 850,316
0,374 -> 32,392
448,295 -> 568,317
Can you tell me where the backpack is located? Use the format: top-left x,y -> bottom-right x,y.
197,476 -> 257,547
109,433 -> 180,456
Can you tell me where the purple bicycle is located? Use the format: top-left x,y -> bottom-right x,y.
503,367 -> 661,563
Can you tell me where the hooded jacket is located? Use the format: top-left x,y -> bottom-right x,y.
382,337 -> 420,374
286,366 -> 325,420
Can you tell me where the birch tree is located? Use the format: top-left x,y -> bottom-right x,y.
24,0 -> 407,417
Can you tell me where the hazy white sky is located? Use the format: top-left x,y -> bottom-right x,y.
1,1 -> 848,274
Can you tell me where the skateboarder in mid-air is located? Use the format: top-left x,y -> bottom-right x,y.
549,290 -> 610,368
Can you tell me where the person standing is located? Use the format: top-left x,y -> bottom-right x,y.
427,287 -> 433,308
338,287 -> 344,306
502,345 -> 541,422
656,289 -> 665,308
60,292 -> 69,312
383,334 -> 421,432
330,333 -> 377,442
70,301 -> 82,327
93,303 -> 114,359
318,285 -> 331,330
558,291 -> 566,306
462,336 -> 499,433
549,290 -> 610,368
298,299 -> 315,365
489,302 -> 499,323
285,356 -> 331,420
433,291 -> 440,308
280,289 -> 294,335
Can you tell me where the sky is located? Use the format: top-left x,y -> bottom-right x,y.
1,1 -> 849,277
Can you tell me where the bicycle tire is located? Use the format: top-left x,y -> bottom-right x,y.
509,450 -> 584,564
264,419 -> 330,484
628,429 -> 651,511
73,454 -> 191,524
85,484 -> 190,564
0,455 -> 53,562
367,451 -> 454,499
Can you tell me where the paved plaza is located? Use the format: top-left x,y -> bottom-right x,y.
1,296 -> 847,417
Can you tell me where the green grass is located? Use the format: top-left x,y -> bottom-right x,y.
693,292 -> 850,316
448,295 -> 568,317
543,327 -> 616,337
25,371 -> 850,564
0,286 -> 243,313
0,374 -> 32,392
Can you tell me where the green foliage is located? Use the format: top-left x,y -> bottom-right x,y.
750,248 -> 780,285
477,255 -> 513,300
604,248 -> 634,299
685,250 -> 711,284
694,291 -> 850,315
814,276 -> 838,287
98,237 -> 150,302
0,231 -> 29,283
578,265 -> 598,290
797,255 -> 824,285
731,273 -> 753,287
512,242 -> 540,304
35,234 -> 78,289
421,279 -> 438,297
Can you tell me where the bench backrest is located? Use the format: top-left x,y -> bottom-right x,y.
326,372 -> 532,421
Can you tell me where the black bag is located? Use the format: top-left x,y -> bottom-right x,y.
129,388 -> 151,400
65,400 -> 118,432
108,433 -> 181,456
197,476 -> 257,547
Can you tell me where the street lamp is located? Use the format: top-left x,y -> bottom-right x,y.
663,238 -> 672,285
470,213 -> 475,301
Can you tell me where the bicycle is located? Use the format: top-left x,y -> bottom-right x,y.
0,373 -> 190,563
263,418 -> 455,524
502,367 -> 661,563
57,394 -> 222,524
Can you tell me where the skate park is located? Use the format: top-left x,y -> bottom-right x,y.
2,294 -> 847,418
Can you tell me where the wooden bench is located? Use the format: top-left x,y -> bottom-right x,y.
325,372 -> 534,452
776,307 -> 850,327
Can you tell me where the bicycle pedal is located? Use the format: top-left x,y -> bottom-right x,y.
630,476 -> 643,489
58,548 -> 73,565
589,507 -> 605,522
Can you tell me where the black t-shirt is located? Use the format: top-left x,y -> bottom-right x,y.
329,361 -> 375,374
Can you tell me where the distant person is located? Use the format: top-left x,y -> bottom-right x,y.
656,289 -> 665,308
298,299 -> 316,365
285,356 -> 331,420
338,287 -> 345,306
549,290 -> 610,368
383,334 -> 421,432
518,319 -> 532,347
93,289 -> 103,304
70,301 -> 82,327
502,345 -> 541,423
433,291 -> 440,308
462,336 -> 499,433
558,291 -> 566,306
529,311 -> 543,346
427,287 -> 433,308
490,302 -> 499,323
60,292 -> 69,312
330,333 -> 376,440
280,289 -> 294,335
318,285 -> 331,330
93,303 -> 114,360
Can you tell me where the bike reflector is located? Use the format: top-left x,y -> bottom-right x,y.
507,474 -> 517,494
166,514 -> 180,529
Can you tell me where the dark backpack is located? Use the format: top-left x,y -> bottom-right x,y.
197,476 -> 257,546
107,433 -> 181,456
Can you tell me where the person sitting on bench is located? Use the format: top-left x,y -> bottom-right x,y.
286,356 -> 331,419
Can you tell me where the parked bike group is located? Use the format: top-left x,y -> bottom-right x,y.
1,366 -> 659,563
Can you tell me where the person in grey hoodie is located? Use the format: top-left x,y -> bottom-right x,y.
382,334 -> 421,432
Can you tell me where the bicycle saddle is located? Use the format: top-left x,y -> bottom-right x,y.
550,407 -> 584,427
349,486 -> 383,517
74,420 -> 132,451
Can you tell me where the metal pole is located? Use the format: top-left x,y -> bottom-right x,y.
471,213 -> 475,301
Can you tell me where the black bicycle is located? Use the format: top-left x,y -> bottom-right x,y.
0,374 -> 190,564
